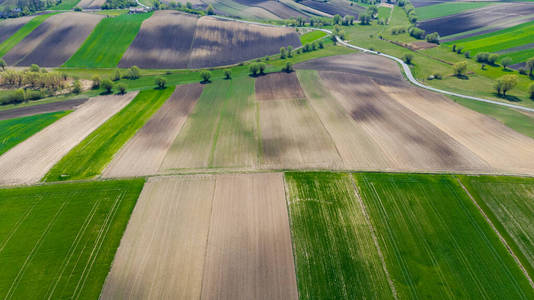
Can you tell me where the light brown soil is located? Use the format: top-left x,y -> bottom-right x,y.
255,72 -> 305,101
3,12 -> 104,67
103,84 -> 202,178
100,175 -> 216,299
259,97 -> 343,169
76,0 -> 106,8
0,93 -> 135,186
200,173 -> 298,300
408,41 -> 438,50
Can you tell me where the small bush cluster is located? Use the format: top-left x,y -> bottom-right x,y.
425,32 -> 439,44
390,26 -> 406,35
408,27 -> 425,39
249,62 -> 266,76
475,52 -> 499,65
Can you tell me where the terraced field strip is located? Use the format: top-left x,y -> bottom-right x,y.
0,111 -> 70,156
201,173 -> 298,299
64,12 -> 153,68
161,77 -> 259,171
0,179 -> 144,299
285,172 -> 395,299
0,94 -> 132,186
416,2 -> 494,21
0,13 -> 57,57
103,84 -> 202,178
355,173 -> 534,299
44,89 -> 173,181
101,175 -> 215,299
0,15 -> 35,44
459,175 -> 534,279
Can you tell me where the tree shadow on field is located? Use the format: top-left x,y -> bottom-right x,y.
493,93 -> 521,102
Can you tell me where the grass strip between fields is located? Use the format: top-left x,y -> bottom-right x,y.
0,110 -> 70,156
44,88 -> 174,181
0,179 -> 145,299
0,13 -> 59,58
299,30 -> 327,45
63,12 -> 153,68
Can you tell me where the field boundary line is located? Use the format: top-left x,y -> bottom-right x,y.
350,175 -> 398,300
456,177 -> 534,290
281,174 -> 301,300
199,176 -> 218,299
0,195 -> 43,254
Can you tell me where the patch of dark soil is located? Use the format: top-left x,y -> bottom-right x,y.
255,72 -> 305,101
0,98 -> 88,120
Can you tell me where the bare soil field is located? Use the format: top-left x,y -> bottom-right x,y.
100,175 -> 216,300
0,15 -> 34,44
103,84 -> 202,178
418,2 -> 534,37
0,97 -> 88,120
255,0 -> 308,19
187,16 -> 300,68
118,11 -> 198,69
201,173 -> 298,300
409,40 -> 438,50
3,12 -> 103,67
76,0 -> 106,8
442,14 -> 534,42
255,72 -> 305,101
299,0 -> 360,17
0,93 -> 134,185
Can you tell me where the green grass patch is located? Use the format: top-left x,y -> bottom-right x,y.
450,95 -> 534,139
0,13 -> 59,57
63,12 -> 153,68
0,110 -> 70,155
300,30 -> 327,45
44,88 -> 174,181
416,2 -> 494,21
377,6 -> 391,21
0,179 -> 145,299
355,172 -> 534,299
459,175 -> 534,280
285,172 -> 394,299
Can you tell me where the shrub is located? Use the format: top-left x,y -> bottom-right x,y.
464,51 -> 470,59
494,75 -> 517,96
101,79 -> 113,93
92,75 -> 101,89
258,62 -> 266,75
453,61 -> 468,77
249,63 -> 259,76
206,3 -> 214,15
155,77 -> 167,89
282,62 -> 293,73
390,26 -> 406,35
318,40 -> 324,48
117,83 -> 127,94
200,70 -> 211,82
72,80 -> 82,94
501,57 -> 512,69
476,52 -> 489,63
280,47 -> 287,59
0,59 -> 6,71
287,46 -> 293,57
452,44 -> 456,52
127,66 -> 141,79
529,84 -> 534,99
112,69 -> 121,81
488,54 -> 499,65
359,13 -> 371,25
403,53 -> 414,64
426,32 -> 439,44
433,72 -> 442,80
519,68 -> 527,75
456,46 -> 463,54
408,27 -> 425,39
30,64 -> 39,72
224,69 -> 231,79
73,6 -> 82,11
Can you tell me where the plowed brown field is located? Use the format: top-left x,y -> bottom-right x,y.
0,93 -> 134,185
76,0 -> 106,8
255,72 -> 305,101
101,173 -> 297,299
103,84 -> 202,178
0,15 -> 34,44
3,12 -> 103,67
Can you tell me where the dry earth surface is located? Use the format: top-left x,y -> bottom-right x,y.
0,93 -> 135,185
103,84 -> 202,178
3,12 -> 104,66
255,72 -> 305,101
0,15 -> 34,43
76,0 -> 106,8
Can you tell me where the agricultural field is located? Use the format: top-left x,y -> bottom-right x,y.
0,98 -> 87,120
0,13 -> 56,57
0,15 -> 34,44
285,172 -> 394,299
0,111 -> 69,156
299,0 -> 361,17
44,89 -> 173,181
3,12 -> 103,67
415,1 -> 495,21
0,179 -> 144,299
64,12 -> 153,68
0,94 -> 133,186
355,173 -> 534,299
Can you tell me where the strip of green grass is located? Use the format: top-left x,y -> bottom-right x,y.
459,175 -> 534,280
0,110 -> 70,156
500,47 -> 534,64
285,172 -> 394,299
0,13 -> 59,57
300,30 -> 327,45
416,2 -> 493,21
0,179 -> 145,299
44,88 -> 174,181
63,12 -> 153,68
50,0 -> 81,10
450,95 -> 534,139
355,173 -> 534,299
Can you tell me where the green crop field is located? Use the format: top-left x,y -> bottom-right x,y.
0,13 -> 59,57
459,175 -> 534,278
51,0 -> 80,10
354,173 -> 534,299
500,47 -> 534,65
44,88 -> 174,181
63,13 -> 153,68
300,30 -> 327,45
416,2 -> 494,21
0,111 -> 70,155
285,172 -> 394,299
0,179 -> 144,299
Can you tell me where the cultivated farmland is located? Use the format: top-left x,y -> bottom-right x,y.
0,15 -> 34,44
0,179 -> 144,299
44,89 -> 173,181
0,13 -> 56,57
415,1 -> 495,21
103,84 -> 202,178
299,0 -> 360,17
0,98 -> 87,120
285,172 -> 394,299
355,173 -> 534,299
255,72 -> 305,101
0,94 -> 133,186
76,0 -> 107,9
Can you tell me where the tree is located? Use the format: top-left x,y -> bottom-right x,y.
464,51 -> 470,59
526,57 -> 534,76
452,61 -> 468,77
258,62 -> 266,75
92,75 -> 101,89
224,69 -> 231,79
529,83 -> 534,99
112,69 -> 121,81
30,64 -> 39,72
476,52 -> 489,63
488,54 -> 499,65
206,4 -> 214,15
249,63 -> 259,76
287,45 -> 293,58
280,47 -> 287,59
501,57 -> 512,70
426,32 -> 439,44
102,79 -> 113,93
186,1 -> 192,9
74,6 -> 82,11
282,61 -> 293,73
200,70 -> 211,83
333,14 -> 341,25
0,58 -> 6,71
72,80 -> 81,94
155,77 -> 167,89
494,75 -> 517,97
117,83 -> 127,94
359,13 -> 371,25
408,27 -> 425,39
128,66 -> 141,79
403,53 -> 413,64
